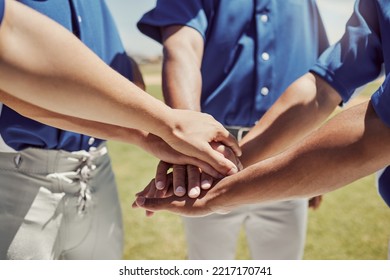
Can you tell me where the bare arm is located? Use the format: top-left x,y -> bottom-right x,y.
0,0 -> 167,133
0,0 -> 240,175
0,89 -> 142,143
154,25 -> 226,194
240,73 -> 342,166
136,100 -> 390,216
213,100 -> 390,208
161,25 -> 204,110
0,89 -> 223,175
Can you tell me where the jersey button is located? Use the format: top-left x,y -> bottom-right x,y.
261,52 -> 270,61
260,87 -> 269,96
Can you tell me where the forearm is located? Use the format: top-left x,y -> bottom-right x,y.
239,73 -> 342,166
211,101 -> 390,210
161,25 -> 203,110
0,89 -> 146,144
0,0 -> 174,137
1,88 -> 237,178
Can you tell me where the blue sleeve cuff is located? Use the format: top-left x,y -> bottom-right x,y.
377,168 -> 390,207
371,76 -> 390,128
310,64 -> 354,104
137,1 -> 207,44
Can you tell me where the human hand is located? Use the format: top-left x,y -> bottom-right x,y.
162,109 -> 241,176
308,195 -> 323,210
153,142 -> 242,199
133,142 -> 242,216
141,133 -> 224,179
132,176 -> 231,217
132,173 -> 174,217
153,162 -> 214,199
132,164 -> 214,217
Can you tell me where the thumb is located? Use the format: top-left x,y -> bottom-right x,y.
136,196 -> 167,211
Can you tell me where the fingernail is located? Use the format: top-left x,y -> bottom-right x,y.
175,186 -> 186,196
201,180 -> 212,190
227,166 -> 238,176
188,187 -> 200,198
156,181 -> 164,190
137,196 -> 145,206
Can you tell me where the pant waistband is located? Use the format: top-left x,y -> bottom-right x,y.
225,126 -> 252,141
0,143 -> 109,215
0,143 -> 107,174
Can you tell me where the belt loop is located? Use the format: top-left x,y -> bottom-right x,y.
225,126 -> 252,141
14,154 -> 22,168
237,129 -> 245,141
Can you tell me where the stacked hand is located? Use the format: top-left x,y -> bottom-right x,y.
160,109 -> 242,177
133,142 -> 243,216
141,133 -> 237,179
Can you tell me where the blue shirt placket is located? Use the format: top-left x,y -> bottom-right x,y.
253,0 -> 275,124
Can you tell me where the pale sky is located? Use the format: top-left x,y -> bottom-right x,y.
105,0 -> 356,57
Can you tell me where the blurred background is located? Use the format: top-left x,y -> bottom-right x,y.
104,0 -> 390,259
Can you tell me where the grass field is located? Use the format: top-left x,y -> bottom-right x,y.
108,64 -> 390,260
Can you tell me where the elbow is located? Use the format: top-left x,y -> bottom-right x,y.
296,73 -> 340,118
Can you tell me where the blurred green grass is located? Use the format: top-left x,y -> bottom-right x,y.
108,64 -> 389,260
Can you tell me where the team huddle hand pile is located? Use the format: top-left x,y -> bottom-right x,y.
1,0 -> 390,261
133,141 -> 243,217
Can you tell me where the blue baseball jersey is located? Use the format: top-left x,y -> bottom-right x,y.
138,0 -> 328,126
0,0 -> 133,152
310,0 -> 390,206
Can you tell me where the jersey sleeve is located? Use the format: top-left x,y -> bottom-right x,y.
371,76 -> 390,128
0,0 -> 5,26
137,0 -> 208,43
310,0 -> 383,103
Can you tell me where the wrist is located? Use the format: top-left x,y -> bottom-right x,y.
204,178 -> 235,214
154,108 -> 184,142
